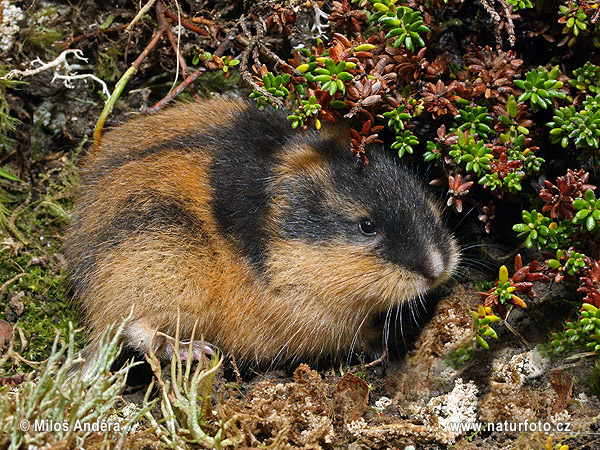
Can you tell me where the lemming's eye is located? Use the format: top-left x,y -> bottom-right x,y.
359,218 -> 377,236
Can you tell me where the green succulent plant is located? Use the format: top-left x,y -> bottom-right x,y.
547,248 -> 586,276
573,189 -> 600,231
570,61 -> 600,94
505,0 -> 533,10
423,140 -> 442,162
249,73 -> 291,109
472,304 -> 500,350
302,58 -> 355,95
287,95 -> 322,129
514,66 -> 568,112
453,105 -> 494,139
513,210 -> 564,249
383,104 -> 412,132
449,132 -> 493,176
550,303 -> 600,355
371,2 -> 430,52
548,103 -> 600,149
558,5 -> 589,46
391,129 -> 419,158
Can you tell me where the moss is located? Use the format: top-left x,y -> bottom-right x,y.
94,48 -> 123,82
588,360 -> 600,399
25,28 -> 64,57
0,240 -> 83,362
0,144 -> 83,362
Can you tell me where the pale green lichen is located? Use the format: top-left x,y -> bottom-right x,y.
0,319 -> 154,450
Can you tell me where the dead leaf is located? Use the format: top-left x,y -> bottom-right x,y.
0,319 -> 14,348
0,374 -> 27,387
550,369 -> 573,412
333,372 -> 369,423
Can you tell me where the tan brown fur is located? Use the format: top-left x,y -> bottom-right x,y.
95,98 -> 243,161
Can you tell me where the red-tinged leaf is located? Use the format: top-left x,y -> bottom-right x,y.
334,32 -> 351,47
526,273 -> 550,282
329,46 -> 340,62
387,97 -> 400,108
468,64 -> 484,72
347,85 -> 361,99
457,181 -> 474,192
320,111 -> 336,122
513,266 -> 529,282
365,134 -> 378,145
483,294 -> 499,307
514,254 -> 523,271
513,282 -> 534,292
354,51 -> 373,59
0,374 -> 27,387
341,48 -> 353,60
350,128 -> 361,141
361,120 -> 372,135
371,125 -> 384,133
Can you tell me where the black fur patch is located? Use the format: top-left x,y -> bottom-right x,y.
208,106 -> 301,273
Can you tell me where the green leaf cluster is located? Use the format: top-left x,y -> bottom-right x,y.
558,6 -> 589,46
570,61 -> 600,94
548,99 -> 600,150
370,1 -> 429,52
453,106 -> 494,139
512,210 -> 571,249
249,73 -> 291,109
448,132 -> 493,176
287,96 -> 322,129
471,305 -> 500,350
383,105 -> 418,158
515,66 -> 567,112
550,303 -> 600,355
573,189 -> 600,231
547,249 -> 586,276
498,95 -> 530,143
391,130 -> 419,158
301,58 -> 355,95
505,0 -> 533,10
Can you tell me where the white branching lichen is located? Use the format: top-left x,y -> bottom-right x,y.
1,49 -> 110,100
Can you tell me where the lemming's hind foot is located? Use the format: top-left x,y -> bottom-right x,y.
152,332 -> 215,361
123,317 -> 214,363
